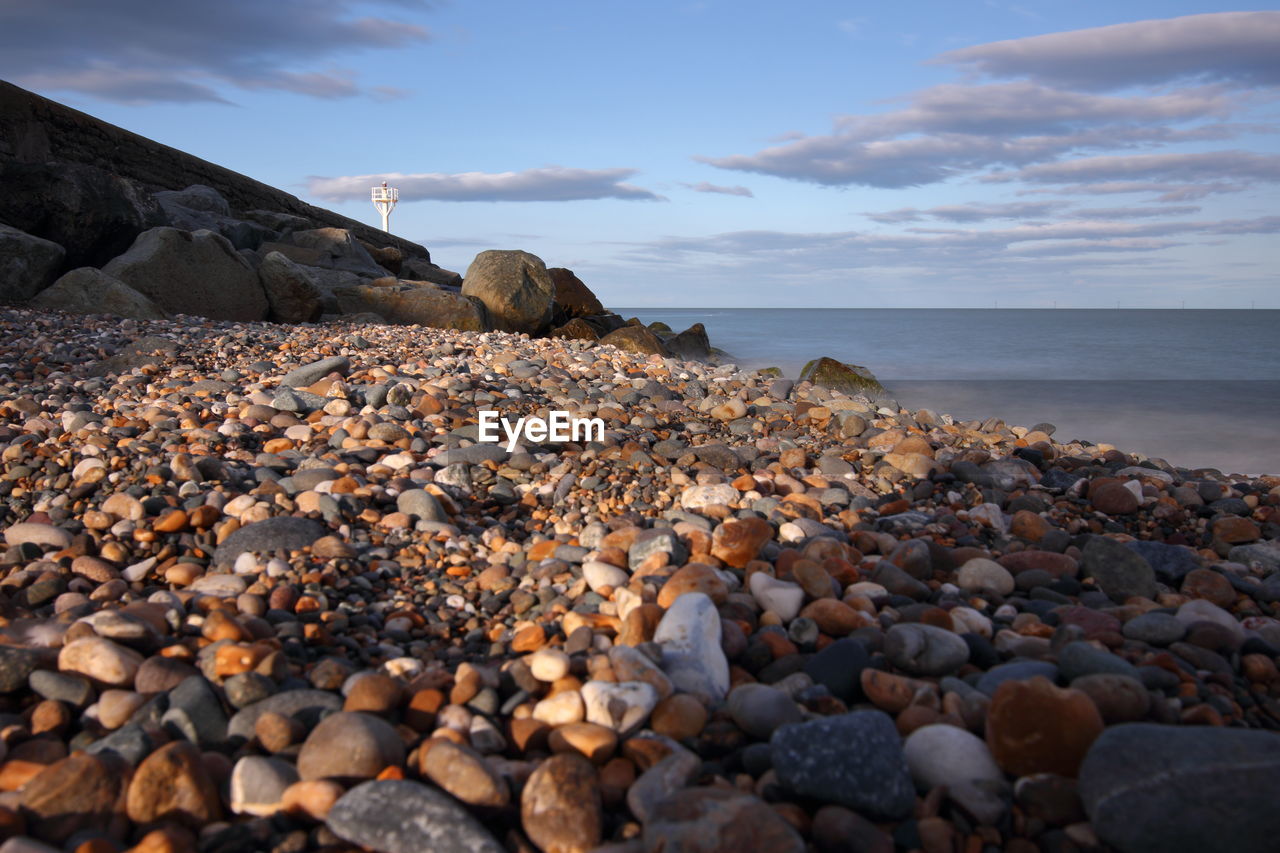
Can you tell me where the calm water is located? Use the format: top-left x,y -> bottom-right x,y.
617,308 -> 1280,476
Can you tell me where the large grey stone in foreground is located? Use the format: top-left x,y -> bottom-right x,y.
212,517 -> 326,567
279,355 -> 349,388
462,249 -> 556,334
103,226 -> 268,320
1081,535 -> 1157,603
29,267 -> 168,320
327,780 -> 504,853
0,222 -> 64,302
771,710 -> 914,820
1079,723 -> 1280,853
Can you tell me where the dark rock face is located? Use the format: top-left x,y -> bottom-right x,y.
666,322 -> 711,360
0,161 -> 165,270
1080,724 -> 1280,853
551,317 -> 601,341
0,223 -> 65,303
462,250 -> 556,334
799,356 -> 887,398
0,80 -> 431,264
258,251 -> 323,324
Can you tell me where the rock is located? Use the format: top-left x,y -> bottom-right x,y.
102,226 -> 268,321
642,788 -> 805,853
280,355 -> 349,387
125,740 -> 222,827
1127,540 -> 1201,582
296,711 -> 405,782
883,623 -> 970,677
666,323 -> 711,361
548,267 -> 604,317
227,691 -> 344,744
998,550 -> 1079,579
333,282 -> 486,330
19,753 -> 120,843
712,517 -> 773,568
212,516 -> 326,567
811,805 -> 894,853
1057,642 -> 1140,682
627,748 -> 701,823
229,756 -> 299,816
397,489 -> 448,523
986,677 -> 1103,778
654,593 -> 730,705
771,711 -> 915,820
1228,541 -> 1280,572
327,779 -> 505,853
805,637 -> 872,703
1081,536 -> 1157,603
461,249 -> 556,334
3,522 -> 72,551
550,317 -> 600,341
57,637 -> 143,687
681,483 -> 739,510
521,753 -> 602,853
1091,481 -> 1139,515
749,573 -> 805,622
581,680 -> 659,735
583,560 -> 629,593
285,227 -> 388,276
258,251 -> 323,323
975,661 -> 1060,696
155,184 -> 265,248
0,647 -> 53,693
956,558 -> 1015,595
1070,674 -> 1151,723
0,224 -> 64,304
599,324 -> 670,357
903,724 -> 1008,825
726,683 -> 803,739
799,356 -> 886,398
161,675 -> 228,747
1121,611 -> 1186,646
419,740 -> 509,807
26,262 -> 167,318
400,257 -> 462,288
1080,724 -> 1280,853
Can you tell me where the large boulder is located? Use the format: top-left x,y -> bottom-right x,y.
154,184 -> 269,250
548,267 -> 604,318
333,282 -> 486,330
551,317 -> 601,341
357,240 -> 403,276
28,267 -> 168,320
799,356 -> 887,398
665,323 -> 711,361
259,251 -> 323,323
0,162 -> 165,269
103,227 -> 268,321
599,323 -> 670,357
0,223 -> 65,303
461,250 -> 556,334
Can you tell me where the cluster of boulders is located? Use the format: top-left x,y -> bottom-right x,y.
0,179 -> 720,361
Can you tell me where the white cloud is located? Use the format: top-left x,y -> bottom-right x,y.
866,201 -> 1057,223
307,167 -> 664,202
937,11 -> 1280,90
994,151 -> 1280,185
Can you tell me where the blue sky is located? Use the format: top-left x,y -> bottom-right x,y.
2,1 -> 1277,307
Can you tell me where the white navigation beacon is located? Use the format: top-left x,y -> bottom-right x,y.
371,180 -> 398,232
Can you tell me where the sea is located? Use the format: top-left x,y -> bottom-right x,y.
615,308 -> 1280,477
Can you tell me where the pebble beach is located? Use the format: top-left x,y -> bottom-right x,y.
2,305 -> 1280,853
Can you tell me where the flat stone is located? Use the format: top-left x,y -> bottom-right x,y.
125,740 -> 223,827
2,522 -> 72,551
986,677 -> 1103,778
1080,724 -> 1280,853
19,753 -> 120,843
327,779 -> 504,853
726,683 -> 803,740
418,740 -> 509,807
903,724 -> 1008,825
58,637 -> 143,687
227,689 -> 344,741
212,516 -> 326,567
884,623 -> 970,677
1081,537 -> 1156,603
280,356 -> 349,388
161,675 -> 228,747
581,680 -> 659,735
396,489 -> 448,523
771,710 -> 914,820
749,572 -> 805,622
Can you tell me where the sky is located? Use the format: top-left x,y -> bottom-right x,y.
1,0 -> 1278,308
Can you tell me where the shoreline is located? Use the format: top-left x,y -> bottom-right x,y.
0,306 -> 1278,851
